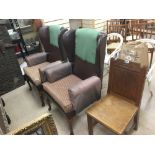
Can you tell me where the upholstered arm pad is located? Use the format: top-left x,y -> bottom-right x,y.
25,52 -> 47,67
68,76 -> 101,113
45,62 -> 72,83
39,61 -> 62,83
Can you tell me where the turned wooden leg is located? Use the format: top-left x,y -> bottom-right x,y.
67,117 -> 74,135
26,78 -> 32,91
87,115 -> 93,135
46,97 -> 51,111
39,90 -> 45,107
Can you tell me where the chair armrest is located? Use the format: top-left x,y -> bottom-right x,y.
39,61 -> 62,83
25,52 -> 47,67
68,76 -> 101,113
45,62 -> 72,83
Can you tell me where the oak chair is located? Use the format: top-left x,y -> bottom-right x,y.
86,44 -> 148,134
42,28 -> 107,134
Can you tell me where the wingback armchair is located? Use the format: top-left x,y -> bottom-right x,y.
42,28 -> 107,134
24,25 -> 67,106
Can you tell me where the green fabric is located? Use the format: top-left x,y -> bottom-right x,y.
49,25 -> 61,47
75,28 -> 99,64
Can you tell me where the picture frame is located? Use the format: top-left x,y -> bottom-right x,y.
8,113 -> 57,135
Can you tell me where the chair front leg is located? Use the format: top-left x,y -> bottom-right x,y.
67,117 -> 74,135
25,75 -> 32,91
38,89 -> 45,107
46,97 -> 52,111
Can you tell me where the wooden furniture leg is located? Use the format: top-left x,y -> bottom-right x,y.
46,97 -> 52,111
26,79 -> 32,91
149,50 -> 154,69
134,112 -> 139,130
39,90 -> 45,107
87,115 -> 94,135
67,117 -> 74,135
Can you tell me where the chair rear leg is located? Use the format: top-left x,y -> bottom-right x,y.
46,97 -> 52,111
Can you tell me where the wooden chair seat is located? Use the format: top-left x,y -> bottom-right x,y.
86,94 -> 138,134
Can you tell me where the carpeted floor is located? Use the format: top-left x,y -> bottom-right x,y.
2,68 -> 155,135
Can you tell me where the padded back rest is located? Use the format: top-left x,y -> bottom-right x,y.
62,29 -> 76,62
39,25 -> 67,62
74,28 -> 107,80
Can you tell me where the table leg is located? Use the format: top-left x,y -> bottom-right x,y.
87,115 -> 93,135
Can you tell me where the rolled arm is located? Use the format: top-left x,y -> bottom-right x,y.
39,61 -> 62,83
25,52 -> 47,67
68,76 -> 101,113
45,62 -> 72,83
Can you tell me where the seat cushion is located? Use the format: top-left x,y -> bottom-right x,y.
24,62 -> 50,86
86,94 -> 138,134
43,74 -> 82,113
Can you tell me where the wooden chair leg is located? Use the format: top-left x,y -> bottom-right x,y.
87,115 -> 94,135
134,113 -> 139,131
26,79 -> 32,91
39,91 -> 45,107
46,97 -> 51,111
6,112 -> 11,124
147,80 -> 153,97
67,117 -> 74,135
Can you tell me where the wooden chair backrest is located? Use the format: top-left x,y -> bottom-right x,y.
108,51 -> 148,107
107,20 -> 128,42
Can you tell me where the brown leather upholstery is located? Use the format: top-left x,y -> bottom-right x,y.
43,75 -> 82,113
42,28 -> 107,134
24,62 -> 50,86
68,76 -> 101,113
45,62 -> 72,83
24,26 -> 68,87
39,26 -> 68,62
62,30 -> 107,80
25,52 -> 47,67
39,61 -> 62,83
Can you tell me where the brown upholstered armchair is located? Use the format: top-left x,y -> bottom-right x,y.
42,28 -> 107,134
24,25 -> 68,107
